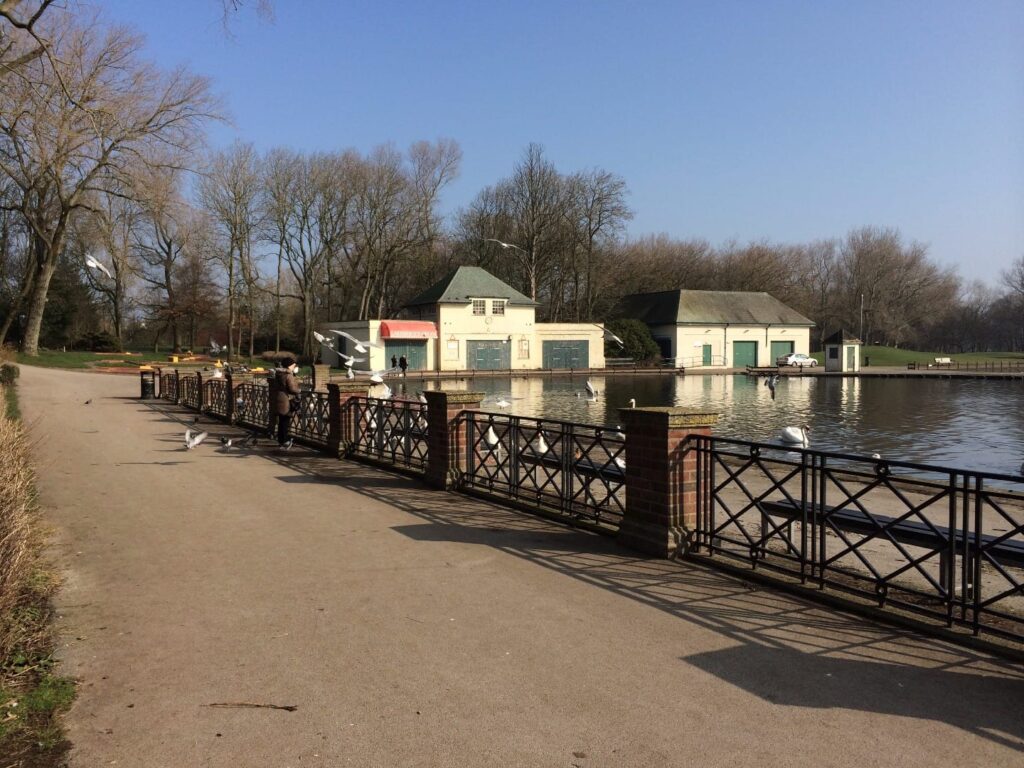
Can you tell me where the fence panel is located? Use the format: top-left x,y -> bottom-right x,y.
161,373 -> 178,402
179,375 -> 199,409
204,379 -> 228,419
347,397 -> 428,471
291,391 -> 330,447
234,382 -> 269,431
459,412 -> 625,533
691,435 -> 1024,641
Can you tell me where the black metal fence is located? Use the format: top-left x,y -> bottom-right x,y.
458,411 -> 626,533
690,435 -> 1024,641
204,379 -> 229,418
908,360 -> 1024,372
161,373 -> 177,402
179,375 -> 199,409
291,391 -> 330,448
234,382 -> 269,431
347,397 -> 428,471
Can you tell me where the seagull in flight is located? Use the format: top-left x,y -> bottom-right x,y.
184,429 -> 208,450
484,238 -> 526,252
209,338 -> 222,355
312,330 -> 334,348
338,353 -> 366,369
330,330 -> 381,354
85,253 -> 113,280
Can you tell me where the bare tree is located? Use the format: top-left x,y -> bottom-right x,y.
0,13 -> 218,355
200,142 -> 262,360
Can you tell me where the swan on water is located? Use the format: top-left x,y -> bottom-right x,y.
779,425 -> 809,446
585,379 -> 598,398
627,398 -> 636,408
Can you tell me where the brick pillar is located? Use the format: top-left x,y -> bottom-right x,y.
616,408 -> 718,558
312,364 -> 331,392
327,382 -> 370,455
424,390 -> 485,490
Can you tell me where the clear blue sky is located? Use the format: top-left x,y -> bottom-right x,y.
96,0 -> 1024,285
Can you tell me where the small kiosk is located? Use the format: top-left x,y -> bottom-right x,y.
823,329 -> 862,373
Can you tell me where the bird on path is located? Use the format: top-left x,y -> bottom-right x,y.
85,253 -> 113,280
184,429 -> 208,450
779,425 -> 810,447
84,399 -> 91,405
220,436 -> 237,449
329,330 -> 380,354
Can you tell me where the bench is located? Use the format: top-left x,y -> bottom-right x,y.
758,499 -> 1024,594
934,357 -> 953,367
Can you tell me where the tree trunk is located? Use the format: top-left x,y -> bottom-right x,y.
0,265 -> 36,348
20,257 -> 58,356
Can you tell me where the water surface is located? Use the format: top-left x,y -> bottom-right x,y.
404,373 -> 1024,477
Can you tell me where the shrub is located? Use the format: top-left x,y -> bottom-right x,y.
605,318 -> 661,363
0,399 -> 35,661
0,364 -> 18,386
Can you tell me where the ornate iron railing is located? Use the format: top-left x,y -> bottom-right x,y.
179,374 -> 199,409
458,412 -> 626,533
203,379 -> 229,419
690,435 -> 1024,641
291,391 -> 330,447
347,397 -> 428,471
234,382 -> 269,431
161,373 -> 178,402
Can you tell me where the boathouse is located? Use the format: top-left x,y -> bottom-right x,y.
614,289 -> 814,369
318,267 -> 605,372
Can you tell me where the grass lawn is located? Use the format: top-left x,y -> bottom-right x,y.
810,346 -> 1024,367
14,350 -> 171,369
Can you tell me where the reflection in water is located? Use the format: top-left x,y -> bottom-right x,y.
397,374 -> 1024,477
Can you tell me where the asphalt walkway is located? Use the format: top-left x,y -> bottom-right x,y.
19,365 -> 1024,767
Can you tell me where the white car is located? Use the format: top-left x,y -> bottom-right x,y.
777,353 -> 818,367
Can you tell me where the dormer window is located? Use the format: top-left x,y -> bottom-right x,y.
492,300 -> 505,316
472,299 -> 486,316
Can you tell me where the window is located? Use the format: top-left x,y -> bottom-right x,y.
518,338 -> 530,359
828,347 -> 839,359
492,300 -> 505,316
472,299 -> 486,316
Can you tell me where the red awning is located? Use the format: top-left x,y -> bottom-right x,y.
380,321 -> 438,340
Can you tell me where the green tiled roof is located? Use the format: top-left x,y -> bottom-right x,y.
405,266 -> 538,308
615,290 -> 814,326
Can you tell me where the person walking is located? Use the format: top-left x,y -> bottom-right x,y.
399,355 -> 408,377
391,354 -> 398,370
273,357 -> 301,450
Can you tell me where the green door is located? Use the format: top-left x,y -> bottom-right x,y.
384,340 -> 427,370
732,340 -> 758,368
702,344 -> 713,365
467,340 -> 510,370
770,341 -> 794,364
846,345 -> 856,369
542,340 -> 589,369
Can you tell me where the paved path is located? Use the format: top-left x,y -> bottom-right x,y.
19,365 -> 1024,767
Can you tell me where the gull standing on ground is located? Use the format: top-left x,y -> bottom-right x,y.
330,330 -> 381,354
85,253 -> 113,280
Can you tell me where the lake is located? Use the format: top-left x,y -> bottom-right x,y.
403,373 -> 1024,478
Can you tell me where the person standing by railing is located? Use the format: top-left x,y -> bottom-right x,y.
272,357 -> 301,450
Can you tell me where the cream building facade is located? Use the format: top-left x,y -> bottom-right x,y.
318,267 -> 605,372
616,289 -> 814,369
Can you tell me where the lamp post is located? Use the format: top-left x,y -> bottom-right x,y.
859,293 -> 864,341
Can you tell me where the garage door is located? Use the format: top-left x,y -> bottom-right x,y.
732,340 -> 758,368
542,340 -> 589,369
384,340 -> 427,370
770,341 -> 794,363
467,340 -> 510,370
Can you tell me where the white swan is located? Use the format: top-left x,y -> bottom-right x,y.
534,431 -> 550,455
779,425 -> 810,446
626,398 -> 636,408
484,425 -> 501,449
585,379 -> 598,397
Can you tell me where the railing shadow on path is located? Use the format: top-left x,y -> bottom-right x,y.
137,401 -> 1024,750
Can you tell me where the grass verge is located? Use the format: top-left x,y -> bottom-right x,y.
0,380 -> 75,767
810,346 -> 1024,367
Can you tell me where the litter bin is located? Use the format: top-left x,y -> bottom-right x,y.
140,369 -> 156,399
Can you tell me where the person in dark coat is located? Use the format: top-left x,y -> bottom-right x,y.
399,355 -> 408,376
391,355 -> 398,370
272,357 -> 301,448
